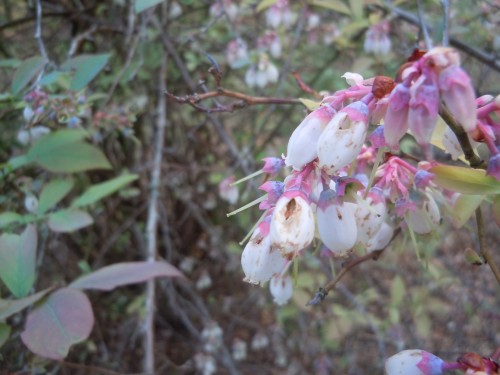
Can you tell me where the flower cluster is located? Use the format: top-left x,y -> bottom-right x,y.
237,46 -> 500,304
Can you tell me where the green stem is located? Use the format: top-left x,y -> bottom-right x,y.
476,206 -> 500,286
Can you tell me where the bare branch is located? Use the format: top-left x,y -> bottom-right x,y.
165,87 -> 302,114
308,229 -> 401,306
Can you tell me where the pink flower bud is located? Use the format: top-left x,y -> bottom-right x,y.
317,102 -> 368,174
285,106 -> 335,170
262,157 -> 285,176
317,189 -> 358,254
408,76 -> 439,146
241,227 -> 287,285
487,154 -> 500,181
270,193 -> 315,256
385,349 -> 445,375
406,192 -> 440,234
383,83 -> 410,150
269,275 -> 293,305
439,65 -> 477,133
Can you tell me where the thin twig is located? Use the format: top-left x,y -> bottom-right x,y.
439,104 -> 486,169
475,207 -> 500,286
35,0 -> 48,60
440,0 -> 450,46
379,1 -> 500,73
416,0 -> 432,49
165,87 -> 302,113
308,229 -> 401,305
143,48 -> 168,375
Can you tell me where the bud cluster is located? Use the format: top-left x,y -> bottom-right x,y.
235,47 -> 500,305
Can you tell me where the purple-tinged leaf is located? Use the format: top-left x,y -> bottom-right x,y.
0,288 -> 52,320
0,225 -> 37,297
47,209 -> 93,232
21,288 -> 94,360
69,261 -> 184,291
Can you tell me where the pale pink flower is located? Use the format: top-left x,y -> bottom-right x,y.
226,38 -> 249,69
285,105 -> 335,170
385,349 -> 445,375
317,189 -> 358,255
270,193 -> 315,257
408,76 -> 439,146
406,192 -> 440,234
354,190 -> 387,247
241,226 -> 287,285
364,21 -> 391,56
366,221 -> 394,252
439,65 -> 478,133
317,102 -> 368,174
219,176 -> 239,204
269,275 -> 293,305
383,83 -> 411,150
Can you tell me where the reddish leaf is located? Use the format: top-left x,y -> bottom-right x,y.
21,288 -> 94,360
69,261 -> 184,291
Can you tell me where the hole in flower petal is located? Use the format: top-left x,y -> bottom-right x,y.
284,199 -> 296,220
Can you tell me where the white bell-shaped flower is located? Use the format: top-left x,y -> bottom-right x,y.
270,194 -> 315,256
366,221 -> 394,252
442,126 -> 480,161
241,227 -> 287,285
269,275 -> 293,305
406,193 -> 440,234
355,191 -> 387,247
317,102 -> 368,175
385,349 -> 444,375
285,106 -> 334,171
317,189 -> 358,255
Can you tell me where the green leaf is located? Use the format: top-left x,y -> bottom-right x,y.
452,194 -> 484,228
21,288 -> 94,360
0,212 -> 23,229
464,248 -> 483,265
0,323 -> 10,348
47,209 -> 93,232
349,0 -> 364,19
7,155 -> 30,170
0,225 -> 37,298
26,130 -> 111,172
0,59 -> 21,68
430,164 -> 500,195
11,56 -> 47,94
390,275 -> 405,307
37,179 -> 75,214
61,54 -> 111,91
69,261 -> 184,290
0,288 -> 51,320
310,0 -> 351,15
256,0 -> 278,12
134,0 -> 163,13
299,98 -> 320,111
71,174 -> 138,208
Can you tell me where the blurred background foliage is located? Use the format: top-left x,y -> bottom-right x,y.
0,0 -> 499,374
